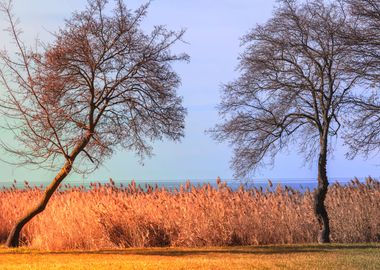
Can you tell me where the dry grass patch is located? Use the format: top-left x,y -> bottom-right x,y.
0,178 -> 379,250
0,244 -> 379,270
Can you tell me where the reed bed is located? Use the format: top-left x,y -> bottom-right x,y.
0,178 -> 379,250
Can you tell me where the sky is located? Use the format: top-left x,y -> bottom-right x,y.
0,0 -> 379,184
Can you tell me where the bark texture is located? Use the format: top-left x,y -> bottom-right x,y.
5,162 -> 72,247
314,136 -> 330,243
6,135 -> 90,247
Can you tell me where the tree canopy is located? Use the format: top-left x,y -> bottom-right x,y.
0,0 -> 188,174
0,0 -> 188,247
210,0 -> 365,243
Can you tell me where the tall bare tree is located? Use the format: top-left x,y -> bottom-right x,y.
342,0 -> 380,158
210,0 -> 360,243
0,0 -> 187,247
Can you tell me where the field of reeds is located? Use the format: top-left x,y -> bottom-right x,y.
0,178 -> 379,250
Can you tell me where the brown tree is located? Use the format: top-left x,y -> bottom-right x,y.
210,0 -> 360,243
0,0 -> 187,247
342,0 -> 380,158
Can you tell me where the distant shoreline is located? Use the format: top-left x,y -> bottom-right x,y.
0,177 -> 374,191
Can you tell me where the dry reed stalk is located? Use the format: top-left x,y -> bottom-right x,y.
0,178 -> 378,250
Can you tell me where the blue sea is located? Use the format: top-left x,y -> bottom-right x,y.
0,177 -> 371,191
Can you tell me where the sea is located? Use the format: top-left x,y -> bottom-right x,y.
0,177 -> 373,192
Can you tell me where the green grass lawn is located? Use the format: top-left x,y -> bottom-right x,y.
0,244 -> 379,270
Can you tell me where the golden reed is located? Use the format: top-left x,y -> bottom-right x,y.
0,178 -> 378,250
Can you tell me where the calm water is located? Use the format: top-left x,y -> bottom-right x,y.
0,177 -> 369,191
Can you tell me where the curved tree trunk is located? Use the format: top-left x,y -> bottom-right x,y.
5,133 -> 92,248
5,161 -> 73,247
314,135 -> 330,243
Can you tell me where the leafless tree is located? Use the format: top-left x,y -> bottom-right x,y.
210,0 -> 360,243
342,0 -> 380,158
0,0 -> 187,247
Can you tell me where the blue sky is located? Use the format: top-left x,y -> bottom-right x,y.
0,0 -> 379,183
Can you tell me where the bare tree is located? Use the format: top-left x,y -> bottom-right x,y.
210,0 -> 360,243
342,0 -> 380,158
0,0 -> 187,247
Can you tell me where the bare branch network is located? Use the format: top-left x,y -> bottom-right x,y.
0,0 -> 188,174
210,0 -> 367,177
0,0 -> 189,247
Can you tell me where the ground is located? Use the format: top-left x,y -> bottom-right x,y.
0,244 -> 379,269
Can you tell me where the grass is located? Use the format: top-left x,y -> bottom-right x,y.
0,178 -> 379,249
0,244 -> 379,270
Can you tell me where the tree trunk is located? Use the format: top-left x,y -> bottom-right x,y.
5,132 -> 92,248
5,161 -> 73,247
314,135 -> 330,243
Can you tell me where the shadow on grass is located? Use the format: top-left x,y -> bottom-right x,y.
0,244 -> 379,257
